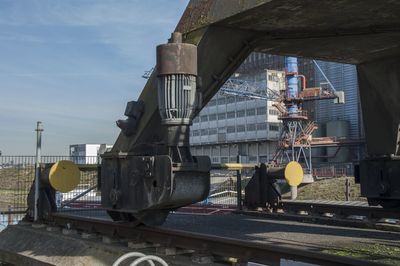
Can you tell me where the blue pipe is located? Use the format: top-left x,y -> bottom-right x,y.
286,57 -> 299,116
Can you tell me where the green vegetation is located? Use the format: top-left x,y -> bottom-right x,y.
0,167 -> 35,190
0,167 -> 98,210
324,242 -> 400,265
0,168 -> 34,210
297,176 -> 365,201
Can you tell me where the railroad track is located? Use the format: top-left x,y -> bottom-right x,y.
235,200 -> 400,231
49,212 -> 386,266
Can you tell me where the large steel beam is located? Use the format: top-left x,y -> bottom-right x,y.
357,57 -> 400,202
357,57 -> 400,156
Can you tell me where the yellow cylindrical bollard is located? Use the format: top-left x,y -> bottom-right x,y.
284,161 -> 303,200
42,160 -> 81,193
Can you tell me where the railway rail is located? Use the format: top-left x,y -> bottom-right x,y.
235,200 -> 400,231
48,212 -> 386,266
57,199 -> 400,231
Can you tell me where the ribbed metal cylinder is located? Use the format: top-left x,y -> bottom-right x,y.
158,74 -> 196,125
157,32 -> 198,126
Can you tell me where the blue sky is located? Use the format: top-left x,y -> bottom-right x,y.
0,0 -> 189,155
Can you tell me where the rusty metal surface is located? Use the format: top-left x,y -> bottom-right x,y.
178,0 -> 400,64
238,199 -> 400,232
156,41 -> 197,76
101,154 -> 210,225
279,200 -> 400,220
175,0 -> 267,35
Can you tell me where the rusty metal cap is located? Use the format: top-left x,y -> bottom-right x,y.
156,32 -> 197,76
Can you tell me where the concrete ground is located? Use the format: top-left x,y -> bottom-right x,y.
163,213 -> 400,265
0,222 -> 223,266
1,211 -> 400,265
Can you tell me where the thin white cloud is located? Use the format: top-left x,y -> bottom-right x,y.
0,0 -> 189,154
0,1 -> 188,61
0,1 -> 185,26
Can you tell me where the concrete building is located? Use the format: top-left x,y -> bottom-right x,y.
190,54 -> 315,164
190,91 -> 281,164
69,144 -> 112,164
190,53 -> 364,167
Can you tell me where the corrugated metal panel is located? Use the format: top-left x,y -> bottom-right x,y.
314,61 -> 361,139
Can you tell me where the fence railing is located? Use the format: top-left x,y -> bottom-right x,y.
0,155 -> 100,228
0,155 -> 356,229
0,155 -> 254,227
313,163 -> 354,178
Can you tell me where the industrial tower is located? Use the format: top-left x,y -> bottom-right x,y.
220,57 -> 343,180
271,57 -> 345,179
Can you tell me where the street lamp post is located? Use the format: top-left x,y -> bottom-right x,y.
34,121 -> 43,222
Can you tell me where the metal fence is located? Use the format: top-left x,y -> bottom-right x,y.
0,155 -> 251,228
0,155 -> 357,229
0,156 -> 35,229
204,169 -> 251,207
0,155 -> 100,229
313,163 -> 354,178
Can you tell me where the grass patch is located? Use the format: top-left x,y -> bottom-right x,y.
324,242 -> 400,265
297,176 -> 365,201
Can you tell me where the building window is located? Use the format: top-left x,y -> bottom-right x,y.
217,97 -> 226,105
227,97 -> 235,104
257,107 -> 266,115
236,110 -> 245,117
227,111 -> 235,119
269,123 -> 280,131
237,125 -> 246,132
249,156 -> 258,163
209,114 -> 217,121
201,129 -> 208,136
247,108 -> 256,116
221,157 -> 229,163
247,124 -> 256,131
269,109 -> 279,116
218,113 -> 226,120
200,115 -> 208,122
212,157 -> 220,163
257,123 -> 267,130
208,99 -> 217,106
192,130 -> 200,136
193,116 -> 200,123
209,128 -> 217,135
227,126 -> 236,133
